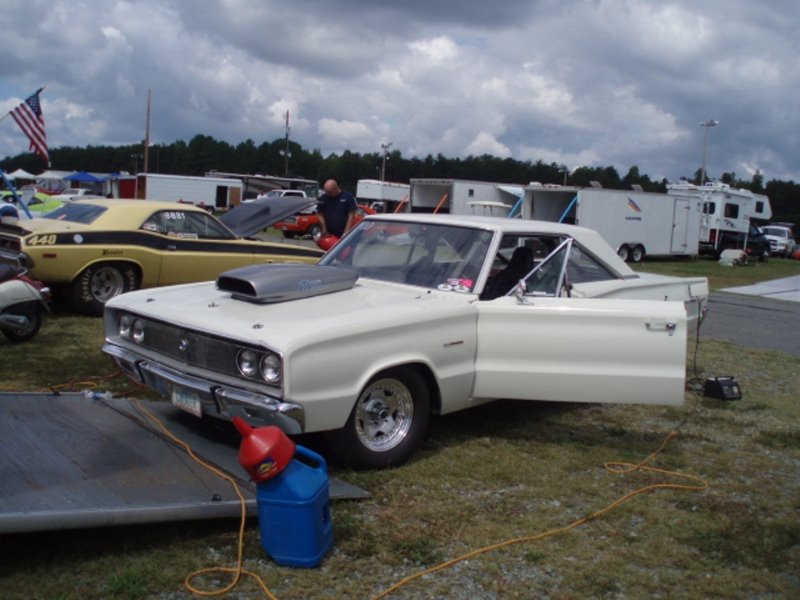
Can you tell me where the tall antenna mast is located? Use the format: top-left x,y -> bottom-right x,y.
283,110 -> 290,176
143,89 -> 151,174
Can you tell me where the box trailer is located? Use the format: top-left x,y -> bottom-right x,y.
666,181 -> 772,257
356,179 -> 410,212
523,184 -> 703,262
120,173 -> 244,210
409,179 -> 523,215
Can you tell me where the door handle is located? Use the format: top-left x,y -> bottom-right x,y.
645,321 -> 677,336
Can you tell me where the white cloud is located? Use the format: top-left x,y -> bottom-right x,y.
465,132 -> 511,157
0,0 -> 797,181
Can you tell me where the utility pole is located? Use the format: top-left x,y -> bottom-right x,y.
282,110 -> 291,176
143,89 -> 151,174
380,141 -> 393,181
700,119 -> 718,185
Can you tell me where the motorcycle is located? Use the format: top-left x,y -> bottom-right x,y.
0,253 -> 51,343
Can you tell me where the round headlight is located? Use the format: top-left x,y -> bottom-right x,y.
237,349 -> 258,378
260,353 -> 281,384
131,319 -> 145,344
119,315 -> 132,339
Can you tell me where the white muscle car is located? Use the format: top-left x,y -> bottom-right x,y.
103,214 -> 708,469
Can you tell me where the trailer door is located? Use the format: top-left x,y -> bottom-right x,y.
671,198 -> 691,253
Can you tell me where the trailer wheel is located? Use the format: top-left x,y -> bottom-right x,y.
617,245 -> 631,262
631,245 -> 646,263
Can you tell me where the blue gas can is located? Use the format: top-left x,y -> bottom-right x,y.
255,445 -> 333,568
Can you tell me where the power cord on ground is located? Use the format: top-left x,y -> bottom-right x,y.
16,345 -> 709,600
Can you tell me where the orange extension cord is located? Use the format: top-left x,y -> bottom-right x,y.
37,374 -> 707,599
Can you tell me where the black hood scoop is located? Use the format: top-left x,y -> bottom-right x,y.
217,264 -> 358,303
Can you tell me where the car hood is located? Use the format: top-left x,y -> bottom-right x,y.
107,277 -> 474,352
219,196 -> 317,238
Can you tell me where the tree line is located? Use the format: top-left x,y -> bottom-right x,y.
2,134 -> 797,224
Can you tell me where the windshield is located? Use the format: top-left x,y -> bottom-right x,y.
43,203 -> 107,224
762,227 -> 787,238
320,219 -> 493,293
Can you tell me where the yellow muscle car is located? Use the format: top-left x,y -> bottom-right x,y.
0,197 -> 323,315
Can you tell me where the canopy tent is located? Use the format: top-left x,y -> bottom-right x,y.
7,168 -> 37,180
63,171 -> 106,183
36,170 -> 73,180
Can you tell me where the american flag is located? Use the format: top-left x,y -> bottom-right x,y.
10,88 -> 48,162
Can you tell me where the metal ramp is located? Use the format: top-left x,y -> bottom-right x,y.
0,392 -> 369,534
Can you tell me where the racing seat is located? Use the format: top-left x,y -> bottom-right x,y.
481,246 -> 534,300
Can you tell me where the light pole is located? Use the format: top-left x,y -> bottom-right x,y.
380,141 -> 393,181
700,119 -> 718,185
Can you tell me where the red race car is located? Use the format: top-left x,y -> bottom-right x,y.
274,204 -> 375,241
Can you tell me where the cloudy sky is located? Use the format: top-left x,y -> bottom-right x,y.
2,0 -> 798,183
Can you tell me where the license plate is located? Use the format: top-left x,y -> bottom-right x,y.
171,386 -> 202,417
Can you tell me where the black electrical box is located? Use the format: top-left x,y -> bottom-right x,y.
704,376 -> 742,400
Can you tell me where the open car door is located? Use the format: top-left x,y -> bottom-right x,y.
473,238 -> 689,406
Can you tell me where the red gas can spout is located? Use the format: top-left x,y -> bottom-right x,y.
233,417 -> 296,483
232,416 -> 254,438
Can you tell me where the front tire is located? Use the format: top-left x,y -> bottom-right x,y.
325,367 -> 430,469
69,262 -> 139,316
617,245 -> 630,262
309,224 -> 323,242
631,245 -> 645,263
2,303 -> 42,343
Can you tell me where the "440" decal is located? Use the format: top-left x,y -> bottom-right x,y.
26,234 -> 57,246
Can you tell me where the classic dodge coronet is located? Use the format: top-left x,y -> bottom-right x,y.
103,213 -> 709,469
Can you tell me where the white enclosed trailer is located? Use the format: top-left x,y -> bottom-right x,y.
126,173 -> 244,210
409,179 -> 523,215
356,179 -> 410,202
522,184 -> 703,262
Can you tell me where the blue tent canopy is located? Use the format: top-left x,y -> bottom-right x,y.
63,171 -> 106,183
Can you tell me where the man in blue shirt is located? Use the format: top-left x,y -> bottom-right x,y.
317,179 -> 357,238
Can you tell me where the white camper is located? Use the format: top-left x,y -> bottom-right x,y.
522,184 -> 703,262
122,173 -> 244,210
666,181 -> 772,256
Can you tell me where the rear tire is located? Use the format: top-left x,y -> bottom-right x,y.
69,262 -> 139,316
631,245 -> 645,263
309,224 -> 323,242
325,367 -> 430,469
617,245 -> 630,262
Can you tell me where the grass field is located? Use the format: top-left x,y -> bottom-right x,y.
0,258 -> 798,599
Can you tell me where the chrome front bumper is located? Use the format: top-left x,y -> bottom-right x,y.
103,343 -> 305,434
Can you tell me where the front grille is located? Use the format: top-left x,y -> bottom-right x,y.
142,319 -> 243,373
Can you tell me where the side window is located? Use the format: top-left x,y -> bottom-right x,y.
565,245 -> 616,284
141,210 -> 235,239
724,203 -> 739,218
703,201 -> 716,215
502,238 -> 616,298
755,201 -> 764,214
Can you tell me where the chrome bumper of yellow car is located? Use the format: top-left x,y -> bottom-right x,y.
103,343 -> 305,434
